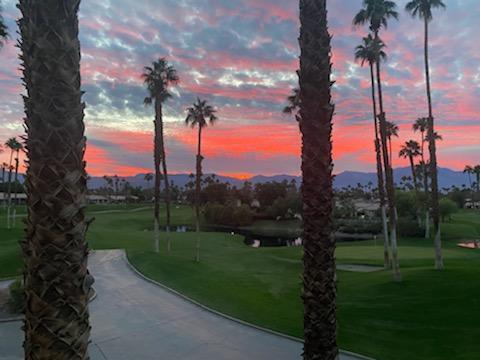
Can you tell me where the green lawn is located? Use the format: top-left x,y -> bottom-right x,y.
0,205 -> 479,359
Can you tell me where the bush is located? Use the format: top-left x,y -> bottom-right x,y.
8,279 -> 24,314
335,219 -> 382,234
204,203 -> 253,227
397,217 -> 425,237
440,198 -> 458,222
265,193 -> 301,220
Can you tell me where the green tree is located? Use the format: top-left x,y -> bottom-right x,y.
18,0 -> 91,357
299,0 -> 337,358
439,198 -> 458,222
406,0 -> 446,270
185,98 -> 218,262
354,34 -> 390,268
354,0 -> 401,281
142,58 -> 179,253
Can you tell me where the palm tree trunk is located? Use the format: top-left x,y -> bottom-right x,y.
13,156 -> 19,226
6,150 -> 13,228
409,155 -> 418,190
299,1 -> 338,358
195,125 -> 203,262
153,99 -> 162,253
19,1 -> 91,357
420,134 -> 430,238
424,18 -> 443,270
158,103 -> 172,253
370,63 -> 390,268
375,31 -> 401,282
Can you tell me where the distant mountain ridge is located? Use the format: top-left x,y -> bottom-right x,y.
84,167 -> 470,190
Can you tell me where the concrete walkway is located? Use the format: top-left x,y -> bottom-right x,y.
0,250 -> 367,359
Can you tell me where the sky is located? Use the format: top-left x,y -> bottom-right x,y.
0,0 -> 479,178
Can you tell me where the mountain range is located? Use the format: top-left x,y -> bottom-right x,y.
85,167 -> 471,191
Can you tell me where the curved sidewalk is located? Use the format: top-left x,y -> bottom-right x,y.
0,250 -> 368,359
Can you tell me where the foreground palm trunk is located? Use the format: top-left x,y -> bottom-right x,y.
375,34 -> 401,282
299,0 -> 338,358
424,18 -> 443,270
195,125 -> 203,262
369,63 -> 390,269
153,100 -> 162,253
158,104 -> 172,253
19,1 -> 91,358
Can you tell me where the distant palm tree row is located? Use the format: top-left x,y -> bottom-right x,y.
142,59 -> 218,260
0,137 -> 23,228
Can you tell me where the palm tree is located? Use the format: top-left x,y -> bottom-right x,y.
299,0 -> 337,358
144,172 -> 154,187
473,166 -> 480,196
463,165 -> 473,192
0,1 -> 8,48
18,0 -> 91,357
354,34 -> 390,268
283,87 -> 301,121
386,120 -> 399,164
405,0 -> 446,270
399,140 -> 421,189
354,0 -> 401,281
5,137 -> 21,228
12,142 -> 24,226
143,58 -> 179,253
413,117 -> 431,237
185,98 -> 218,262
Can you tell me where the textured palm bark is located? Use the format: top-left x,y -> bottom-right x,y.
424,18 -> 443,270
374,32 -> 401,282
195,125 -> 203,262
369,63 -> 390,269
158,103 -> 172,253
299,1 -> 338,359
18,0 -> 91,358
153,99 -> 162,253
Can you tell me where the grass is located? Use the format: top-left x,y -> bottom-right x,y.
0,205 -> 479,359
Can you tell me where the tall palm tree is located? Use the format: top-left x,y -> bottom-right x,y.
0,1 -> 8,48
463,165 -> 473,192
18,0 -> 91,357
473,165 -> 480,196
142,58 -> 179,253
5,137 -> 21,228
299,0 -> 337,358
354,0 -> 401,281
354,34 -> 390,268
386,120 -> 399,164
185,98 -> 218,262
413,117 -> 431,237
406,0 -> 446,270
399,140 -> 421,189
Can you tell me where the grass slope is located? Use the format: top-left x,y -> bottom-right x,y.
0,205 -> 479,359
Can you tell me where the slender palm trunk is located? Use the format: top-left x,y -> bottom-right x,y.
195,125 -> 203,262
409,155 -> 418,190
19,1 -> 91,357
370,63 -> 390,268
13,156 -> 19,226
420,134 -> 430,238
299,1 -> 338,358
153,99 -> 162,253
6,150 -> 13,228
424,18 -> 443,270
158,103 -> 172,253
375,31 -> 401,282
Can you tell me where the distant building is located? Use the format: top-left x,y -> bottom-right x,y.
464,198 -> 480,209
353,199 -> 380,218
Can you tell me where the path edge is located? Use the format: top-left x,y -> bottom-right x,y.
121,250 -> 375,360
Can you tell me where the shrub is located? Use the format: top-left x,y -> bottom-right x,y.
439,198 -> 458,222
397,217 -> 425,237
204,203 -> 253,227
335,219 -> 382,234
8,279 -> 24,314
